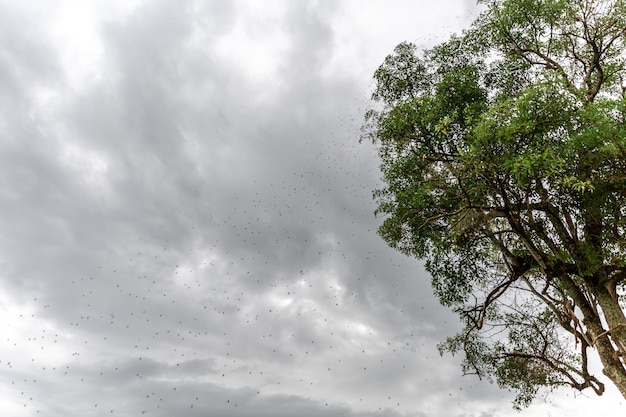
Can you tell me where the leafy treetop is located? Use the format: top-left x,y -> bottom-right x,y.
364,0 -> 626,409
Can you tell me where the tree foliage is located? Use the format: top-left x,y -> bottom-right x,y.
364,0 -> 626,408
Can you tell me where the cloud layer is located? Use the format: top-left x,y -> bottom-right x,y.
0,0 -> 623,416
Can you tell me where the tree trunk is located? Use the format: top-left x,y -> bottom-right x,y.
590,284 -> 626,399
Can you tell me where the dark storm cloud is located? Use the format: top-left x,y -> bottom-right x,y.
0,1 -> 494,415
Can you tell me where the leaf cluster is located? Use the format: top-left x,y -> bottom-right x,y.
365,0 -> 626,407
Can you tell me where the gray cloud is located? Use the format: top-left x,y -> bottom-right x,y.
0,0 -> 623,416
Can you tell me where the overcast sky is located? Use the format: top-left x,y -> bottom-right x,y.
0,1 -> 623,416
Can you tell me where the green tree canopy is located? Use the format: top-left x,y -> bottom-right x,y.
364,0 -> 626,408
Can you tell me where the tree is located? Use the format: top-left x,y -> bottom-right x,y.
363,0 -> 626,409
